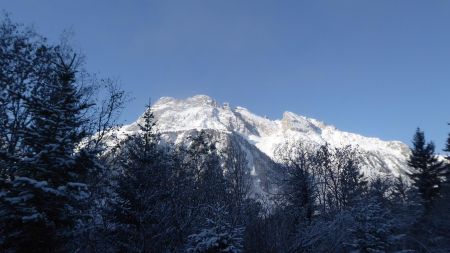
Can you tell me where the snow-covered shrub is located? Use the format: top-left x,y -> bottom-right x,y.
186,207 -> 244,253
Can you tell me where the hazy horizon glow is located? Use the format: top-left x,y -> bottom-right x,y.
3,0 -> 450,151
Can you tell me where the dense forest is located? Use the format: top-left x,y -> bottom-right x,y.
1,16 -> 450,253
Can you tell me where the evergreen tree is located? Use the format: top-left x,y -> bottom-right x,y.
277,143 -> 317,224
0,16 -> 127,253
346,178 -> 401,253
444,123 -> 450,159
107,104 -> 173,253
0,14 -> 55,187
339,157 -> 367,209
407,128 -> 445,212
423,126 -> 450,251
186,206 -> 244,253
0,49 -> 94,252
282,158 -> 316,224
441,124 -> 450,210
185,130 -> 228,208
347,198 -> 394,253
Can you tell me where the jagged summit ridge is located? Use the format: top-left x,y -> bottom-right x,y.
149,95 -> 333,136
122,95 -> 410,177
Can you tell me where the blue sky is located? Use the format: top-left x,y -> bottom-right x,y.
3,0 -> 450,151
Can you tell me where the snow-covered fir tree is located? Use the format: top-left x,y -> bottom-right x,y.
189,130 -> 227,206
347,196 -> 394,252
106,104 -> 175,253
407,128 -> 446,212
0,48 -> 94,252
186,205 -> 244,253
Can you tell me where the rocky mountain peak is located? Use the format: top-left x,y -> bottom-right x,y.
119,95 -> 411,179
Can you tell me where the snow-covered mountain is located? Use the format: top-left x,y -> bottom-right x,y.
117,95 -> 411,196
